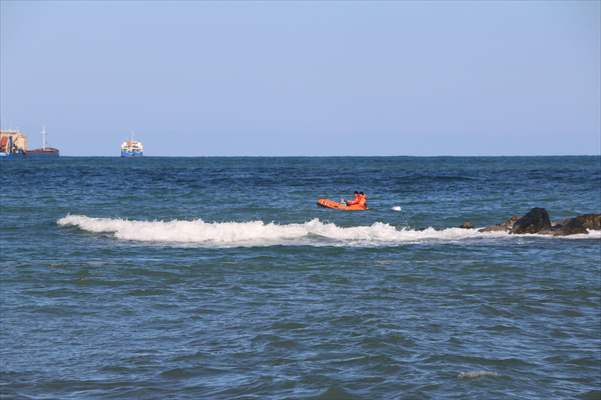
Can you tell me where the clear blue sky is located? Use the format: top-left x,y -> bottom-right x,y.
1,1 -> 599,156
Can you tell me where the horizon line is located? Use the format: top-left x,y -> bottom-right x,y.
57,154 -> 601,158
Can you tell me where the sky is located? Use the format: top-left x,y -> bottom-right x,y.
1,1 -> 599,156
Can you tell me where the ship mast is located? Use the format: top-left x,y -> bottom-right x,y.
41,126 -> 47,150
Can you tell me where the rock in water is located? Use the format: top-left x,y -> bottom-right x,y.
571,214 -> 601,230
550,218 -> 588,236
549,214 -> 600,236
511,208 -> 551,234
459,221 -> 474,229
478,216 -> 518,233
480,211 -> 598,236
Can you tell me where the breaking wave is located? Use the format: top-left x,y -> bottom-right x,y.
57,215 -> 600,247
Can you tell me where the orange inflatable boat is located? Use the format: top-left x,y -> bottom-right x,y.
317,198 -> 368,211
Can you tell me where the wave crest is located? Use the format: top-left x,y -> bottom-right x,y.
57,215 -> 600,247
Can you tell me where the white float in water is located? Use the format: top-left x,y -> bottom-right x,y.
458,371 -> 499,379
391,206 -> 402,212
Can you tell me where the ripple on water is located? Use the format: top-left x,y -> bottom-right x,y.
126,288 -> 172,297
270,321 -> 307,331
159,366 -> 229,379
478,324 -> 523,333
425,354 -> 535,368
250,333 -> 300,351
305,386 -> 361,400
360,333 -> 417,349
578,390 -> 601,400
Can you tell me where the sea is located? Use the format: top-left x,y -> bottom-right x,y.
1,156 -> 600,399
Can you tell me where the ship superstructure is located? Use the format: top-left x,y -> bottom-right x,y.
121,133 -> 144,157
0,130 -> 28,158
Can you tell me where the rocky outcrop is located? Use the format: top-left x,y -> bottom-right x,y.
548,214 -> 601,236
478,216 -> 518,233
554,214 -> 601,231
459,221 -> 474,229
547,219 -> 588,236
511,208 -> 551,234
478,209 -> 600,236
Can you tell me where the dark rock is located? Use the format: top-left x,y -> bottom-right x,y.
478,210 -> 599,236
553,214 -> 600,228
459,221 -> 474,229
548,213 -> 600,235
511,208 -> 551,234
547,218 -> 588,236
570,214 -> 601,230
552,218 -> 571,227
478,216 -> 518,233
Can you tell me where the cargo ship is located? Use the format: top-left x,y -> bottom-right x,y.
27,127 -> 60,158
0,127 -> 60,159
121,133 -> 144,157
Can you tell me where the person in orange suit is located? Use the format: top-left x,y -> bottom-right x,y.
344,191 -> 361,206
358,192 -> 367,208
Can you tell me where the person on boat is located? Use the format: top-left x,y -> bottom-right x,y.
345,191 -> 361,206
358,192 -> 367,208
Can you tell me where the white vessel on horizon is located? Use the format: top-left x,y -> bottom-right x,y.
121,132 -> 143,157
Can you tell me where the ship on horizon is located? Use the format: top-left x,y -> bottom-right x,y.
0,127 -> 59,159
121,133 -> 144,157
28,127 -> 60,158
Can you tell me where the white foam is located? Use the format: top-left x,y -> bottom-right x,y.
458,370 -> 499,379
391,206 -> 402,212
57,215 -> 601,247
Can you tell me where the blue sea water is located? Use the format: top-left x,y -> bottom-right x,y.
1,156 -> 600,399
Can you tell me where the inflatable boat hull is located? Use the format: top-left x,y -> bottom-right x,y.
317,198 -> 368,211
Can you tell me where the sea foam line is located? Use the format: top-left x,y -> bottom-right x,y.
57,215 -> 600,247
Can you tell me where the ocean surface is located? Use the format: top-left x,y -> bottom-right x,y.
1,156 -> 600,399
